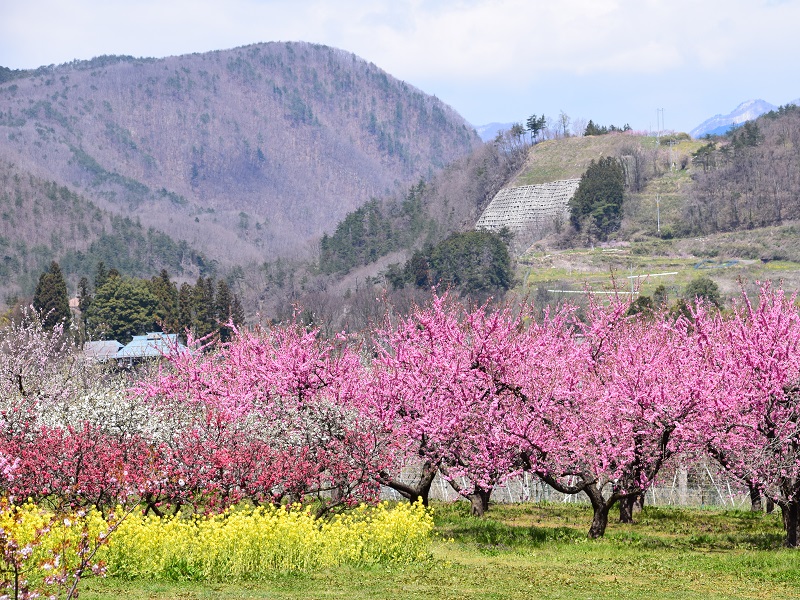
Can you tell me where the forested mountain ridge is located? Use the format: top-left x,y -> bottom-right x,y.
688,105 -> 800,234
0,159 -> 210,302
0,42 -> 480,289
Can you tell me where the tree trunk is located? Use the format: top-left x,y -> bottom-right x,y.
766,497 -> 775,514
619,496 -> 634,523
748,484 -> 763,512
468,486 -> 492,517
781,502 -> 800,548
584,484 -> 613,538
440,466 -> 493,517
589,503 -> 611,539
415,462 -> 438,507
619,490 -> 645,523
633,491 -> 644,514
379,460 -> 438,507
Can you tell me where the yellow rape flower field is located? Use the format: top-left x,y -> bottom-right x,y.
4,500 -> 800,599
105,501 -> 433,580
0,499 -> 434,595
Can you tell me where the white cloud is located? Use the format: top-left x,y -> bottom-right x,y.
1,0 -> 799,129
3,0 -> 798,75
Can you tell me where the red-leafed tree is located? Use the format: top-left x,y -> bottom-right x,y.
0,309 -> 146,511
141,322 -> 389,513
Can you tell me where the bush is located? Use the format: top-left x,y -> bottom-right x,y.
684,276 -> 722,308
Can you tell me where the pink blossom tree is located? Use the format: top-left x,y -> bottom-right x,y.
698,285 -> 800,546
501,298 -> 712,537
142,322 -> 388,513
368,294 -> 525,515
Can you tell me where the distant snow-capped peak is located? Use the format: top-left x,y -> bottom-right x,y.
690,99 -> 777,138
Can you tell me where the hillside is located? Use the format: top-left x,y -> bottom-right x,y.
687,106 -> 800,233
0,42 -> 480,299
230,108 -> 800,326
510,132 -> 673,186
0,159 -> 209,302
512,108 -> 800,308
317,137 -> 528,276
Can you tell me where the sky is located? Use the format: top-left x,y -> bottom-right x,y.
2,0 -> 799,134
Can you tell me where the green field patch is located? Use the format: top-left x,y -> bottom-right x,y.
78,503 -> 800,600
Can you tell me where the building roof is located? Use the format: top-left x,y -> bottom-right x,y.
115,332 -> 189,360
83,340 -> 124,360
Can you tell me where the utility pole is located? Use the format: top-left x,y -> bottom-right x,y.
669,140 -> 676,171
656,193 -> 661,233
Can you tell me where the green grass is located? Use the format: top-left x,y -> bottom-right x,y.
518,230 -> 800,305
77,502 -> 800,599
512,134 -> 705,188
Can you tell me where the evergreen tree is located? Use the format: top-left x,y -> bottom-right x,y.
395,230 -> 512,299
626,294 -> 654,317
215,280 -> 234,342
192,276 -> 216,340
526,114 -> 546,143
404,250 -> 431,288
77,277 -> 92,314
428,230 -> 512,296
569,156 -> 625,240
652,284 -> 669,307
148,269 -> 179,332
177,282 -> 194,340
230,294 -> 245,328
33,261 -> 71,329
94,261 -> 109,290
684,276 -> 722,308
77,276 -> 92,337
585,120 -> 607,136
86,276 -> 158,342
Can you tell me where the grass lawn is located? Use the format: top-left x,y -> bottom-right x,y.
78,502 -> 800,600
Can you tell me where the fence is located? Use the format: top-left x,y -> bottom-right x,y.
380,461 -> 755,510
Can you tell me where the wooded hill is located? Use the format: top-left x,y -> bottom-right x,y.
0,159 -> 209,303
688,105 -> 800,234
0,42 -> 479,303
310,107 -> 800,318
318,137 -> 527,276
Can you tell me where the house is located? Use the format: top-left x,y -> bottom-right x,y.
114,332 -> 190,365
82,340 -> 124,362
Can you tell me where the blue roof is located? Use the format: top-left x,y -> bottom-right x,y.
115,332 -> 189,360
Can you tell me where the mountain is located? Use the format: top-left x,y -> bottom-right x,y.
474,122 -> 517,142
690,99 -> 778,138
0,158 -> 209,302
0,43 -> 481,300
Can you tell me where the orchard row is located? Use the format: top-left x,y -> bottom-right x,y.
1,285 -> 800,545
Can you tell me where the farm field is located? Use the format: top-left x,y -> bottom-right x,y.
78,502 -> 800,600
519,229 -> 800,304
